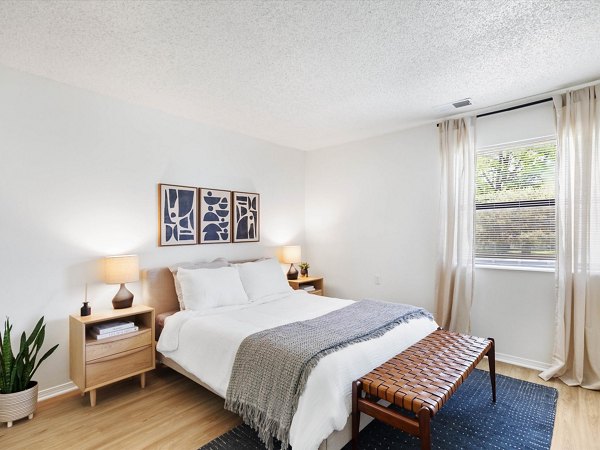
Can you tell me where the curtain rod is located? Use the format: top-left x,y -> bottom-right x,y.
475,97 -> 552,118
436,97 -> 553,127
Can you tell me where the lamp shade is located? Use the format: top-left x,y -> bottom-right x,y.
281,245 -> 301,264
104,255 -> 139,285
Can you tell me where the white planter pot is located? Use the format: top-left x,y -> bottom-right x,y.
0,382 -> 38,428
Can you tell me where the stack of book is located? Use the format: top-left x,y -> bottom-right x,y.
302,285 -> 316,292
89,320 -> 138,340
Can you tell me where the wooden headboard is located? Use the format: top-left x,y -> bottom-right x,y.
140,266 -> 179,316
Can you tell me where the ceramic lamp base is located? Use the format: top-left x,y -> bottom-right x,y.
112,283 -> 134,309
286,263 -> 299,280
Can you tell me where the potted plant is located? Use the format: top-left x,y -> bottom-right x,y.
299,262 -> 310,277
0,317 -> 58,428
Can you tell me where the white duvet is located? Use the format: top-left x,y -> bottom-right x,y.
157,290 -> 437,450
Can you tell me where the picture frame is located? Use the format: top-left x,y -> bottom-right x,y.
233,191 -> 260,243
158,184 -> 198,246
199,188 -> 232,244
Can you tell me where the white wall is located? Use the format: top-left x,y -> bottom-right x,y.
471,268 -> 555,367
305,125 -> 440,313
305,102 -> 557,369
0,65 -> 306,391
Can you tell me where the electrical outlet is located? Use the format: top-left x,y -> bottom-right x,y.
374,275 -> 381,285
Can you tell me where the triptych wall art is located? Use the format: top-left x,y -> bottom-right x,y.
159,184 -> 260,246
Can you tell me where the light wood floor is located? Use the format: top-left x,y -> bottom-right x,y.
1,362 -> 598,449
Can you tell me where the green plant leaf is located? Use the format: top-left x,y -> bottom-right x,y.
0,321 -> 4,393
29,344 -> 59,382
16,331 -> 33,389
28,325 -> 45,372
10,356 -> 25,393
2,318 -> 14,392
25,317 -> 44,347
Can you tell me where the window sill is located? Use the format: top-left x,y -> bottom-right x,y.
475,264 -> 555,273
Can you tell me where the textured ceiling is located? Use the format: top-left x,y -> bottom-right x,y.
1,1 -> 600,150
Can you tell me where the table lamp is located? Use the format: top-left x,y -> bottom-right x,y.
104,255 -> 139,309
281,245 -> 301,280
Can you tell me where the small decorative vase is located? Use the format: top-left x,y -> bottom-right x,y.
301,268 -> 308,277
80,301 -> 91,316
0,381 -> 38,428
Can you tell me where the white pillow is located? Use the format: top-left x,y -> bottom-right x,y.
176,266 -> 249,311
236,258 -> 293,301
169,258 -> 229,310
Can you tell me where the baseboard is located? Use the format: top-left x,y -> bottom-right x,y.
38,381 -> 78,402
495,352 -> 551,372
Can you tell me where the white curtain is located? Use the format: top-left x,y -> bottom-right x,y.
435,118 -> 476,334
540,85 -> 600,390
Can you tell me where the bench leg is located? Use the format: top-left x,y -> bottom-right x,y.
418,408 -> 431,450
487,337 -> 496,402
352,380 -> 361,450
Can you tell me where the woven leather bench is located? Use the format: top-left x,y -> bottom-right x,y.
352,329 -> 496,450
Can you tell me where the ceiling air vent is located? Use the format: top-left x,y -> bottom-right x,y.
452,98 -> 473,109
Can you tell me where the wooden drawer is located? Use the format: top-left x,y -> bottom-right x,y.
86,329 -> 151,362
86,345 -> 152,388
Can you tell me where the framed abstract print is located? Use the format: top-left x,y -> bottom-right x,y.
159,184 -> 198,246
233,191 -> 260,243
199,188 -> 232,243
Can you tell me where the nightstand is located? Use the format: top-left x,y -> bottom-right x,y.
69,305 -> 155,406
288,276 -> 324,296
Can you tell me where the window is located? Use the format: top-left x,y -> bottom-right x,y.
475,137 -> 556,268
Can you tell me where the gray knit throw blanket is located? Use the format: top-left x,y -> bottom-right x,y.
224,299 -> 433,449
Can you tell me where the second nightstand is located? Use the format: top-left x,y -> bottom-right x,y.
69,305 -> 155,406
289,276 -> 324,296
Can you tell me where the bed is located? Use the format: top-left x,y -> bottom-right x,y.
141,259 -> 437,450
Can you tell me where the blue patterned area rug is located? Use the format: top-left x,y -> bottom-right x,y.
200,369 -> 557,450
